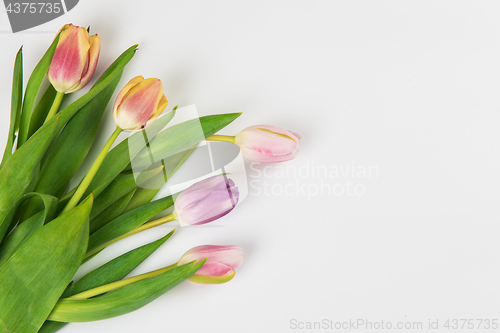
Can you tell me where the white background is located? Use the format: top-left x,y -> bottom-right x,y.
1,1 -> 500,332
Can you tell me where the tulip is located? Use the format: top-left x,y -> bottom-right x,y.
113,76 -> 168,131
178,245 -> 243,284
173,175 -> 239,226
235,125 -> 301,163
47,24 -> 101,94
206,125 -> 301,163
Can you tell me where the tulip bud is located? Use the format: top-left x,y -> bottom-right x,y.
113,76 -> 169,131
178,245 -> 243,284
173,175 -> 239,227
235,125 -> 301,163
47,24 -> 101,93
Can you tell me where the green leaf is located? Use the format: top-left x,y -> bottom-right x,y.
0,196 -> 92,333
48,261 -> 203,322
88,196 -> 174,254
76,230 -> 174,297
38,230 -> 175,333
90,190 -> 135,234
0,193 -> 58,266
0,47 -> 23,170
131,113 -> 241,169
27,84 -> 59,139
17,34 -> 60,148
0,45 -> 138,242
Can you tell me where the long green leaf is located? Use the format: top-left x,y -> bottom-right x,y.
48,261 -> 202,322
38,231 -> 175,333
76,230 -> 174,297
17,34 -> 60,147
0,196 -> 92,333
88,195 -> 174,253
132,113 -> 241,169
0,47 -> 23,170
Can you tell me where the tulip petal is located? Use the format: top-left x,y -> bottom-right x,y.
112,75 -> 144,120
67,34 -> 101,93
143,94 -> 169,129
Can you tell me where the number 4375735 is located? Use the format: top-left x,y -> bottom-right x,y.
6,2 -> 61,14
444,319 -> 498,330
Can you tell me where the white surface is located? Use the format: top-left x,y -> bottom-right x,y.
1,1 -> 500,332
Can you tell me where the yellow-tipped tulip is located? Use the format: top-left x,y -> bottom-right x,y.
113,76 -> 169,131
47,24 -> 101,94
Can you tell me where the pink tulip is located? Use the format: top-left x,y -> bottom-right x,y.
47,24 -> 101,93
178,245 -> 243,284
235,125 -> 301,163
113,76 -> 169,131
173,175 -> 239,226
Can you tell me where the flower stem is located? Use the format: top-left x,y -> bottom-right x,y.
84,213 -> 176,259
206,134 -> 236,143
44,91 -> 65,124
66,263 -> 179,300
61,127 -> 122,215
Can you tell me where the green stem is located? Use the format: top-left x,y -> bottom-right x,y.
44,91 -> 65,124
84,213 -> 176,259
61,127 -> 122,215
66,263 -> 179,300
206,134 -> 236,143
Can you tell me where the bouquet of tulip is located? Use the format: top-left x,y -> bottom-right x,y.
0,24 -> 301,333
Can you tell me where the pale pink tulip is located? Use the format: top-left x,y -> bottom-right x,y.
178,245 -> 243,284
235,125 -> 301,163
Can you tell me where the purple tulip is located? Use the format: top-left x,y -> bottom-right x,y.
173,175 -> 239,226
178,245 -> 243,284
